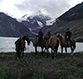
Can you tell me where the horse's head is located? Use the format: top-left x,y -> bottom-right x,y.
56,33 -> 61,38
56,33 -> 64,40
23,35 -> 30,45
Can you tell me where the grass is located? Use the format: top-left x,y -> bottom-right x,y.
0,52 -> 83,79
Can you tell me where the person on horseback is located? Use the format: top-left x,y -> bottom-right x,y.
44,29 -> 51,41
65,28 -> 72,46
38,29 -> 44,44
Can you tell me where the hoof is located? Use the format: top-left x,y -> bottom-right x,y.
71,53 -> 73,56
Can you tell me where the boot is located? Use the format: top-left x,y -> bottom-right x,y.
68,41 -> 70,46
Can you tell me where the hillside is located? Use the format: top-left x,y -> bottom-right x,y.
0,11 -> 54,37
0,12 -> 32,37
0,2 -> 83,39
50,2 -> 83,41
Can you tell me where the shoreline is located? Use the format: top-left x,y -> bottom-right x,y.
0,51 -> 83,54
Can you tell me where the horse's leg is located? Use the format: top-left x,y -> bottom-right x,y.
46,48 -> 49,58
19,51 -> 21,59
35,46 -> 37,54
41,47 -> 44,55
53,48 -> 57,57
16,51 -> 18,59
17,51 -> 21,59
72,44 -> 76,53
22,51 -> 24,58
16,50 -> 20,59
70,40 -> 76,56
54,45 -> 59,56
70,46 -> 73,56
61,46 -> 63,55
65,47 -> 67,54
52,49 -> 54,59
54,49 -> 56,56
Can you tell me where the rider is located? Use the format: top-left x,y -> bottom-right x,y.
44,29 -> 51,41
38,29 -> 44,44
65,28 -> 72,46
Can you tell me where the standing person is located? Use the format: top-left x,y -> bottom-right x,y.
45,29 -> 51,41
38,29 -> 44,44
65,28 -> 72,46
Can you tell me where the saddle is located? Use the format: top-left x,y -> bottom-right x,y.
67,40 -> 70,46
66,38 -> 72,46
35,36 -> 43,45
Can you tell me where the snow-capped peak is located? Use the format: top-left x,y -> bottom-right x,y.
17,10 -> 51,23
36,10 -> 42,15
46,19 -> 55,25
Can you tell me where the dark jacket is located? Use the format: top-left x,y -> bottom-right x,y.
44,31 -> 51,41
38,31 -> 43,38
65,31 -> 72,39
38,31 -> 44,42
46,31 -> 51,39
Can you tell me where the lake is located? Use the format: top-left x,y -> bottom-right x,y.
0,37 -> 83,53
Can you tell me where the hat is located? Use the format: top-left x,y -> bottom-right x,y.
48,29 -> 50,32
67,28 -> 69,30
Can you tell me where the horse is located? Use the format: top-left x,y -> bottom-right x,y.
45,37 -> 60,59
31,36 -> 46,55
15,35 -> 30,59
56,33 -> 76,56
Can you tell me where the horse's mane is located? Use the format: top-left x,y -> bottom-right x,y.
56,33 -> 65,39
60,34 -> 65,39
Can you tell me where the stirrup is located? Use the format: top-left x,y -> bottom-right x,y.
67,41 -> 70,46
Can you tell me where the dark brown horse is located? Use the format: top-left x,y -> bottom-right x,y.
45,37 -> 60,59
31,36 -> 46,55
56,33 -> 76,56
15,35 -> 30,59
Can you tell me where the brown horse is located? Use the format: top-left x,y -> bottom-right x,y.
15,35 -> 30,59
45,37 -> 60,59
56,33 -> 76,55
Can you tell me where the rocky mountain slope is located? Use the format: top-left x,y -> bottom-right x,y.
50,2 -> 83,41
0,11 -> 54,37
0,1 -> 83,40
0,12 -> 32,37
19,11 -> 54,35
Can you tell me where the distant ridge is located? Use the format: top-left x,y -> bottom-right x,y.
0,12 -> 32,37
50,2 -> 83,41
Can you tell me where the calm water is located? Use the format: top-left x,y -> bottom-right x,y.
0,37 -> 83,53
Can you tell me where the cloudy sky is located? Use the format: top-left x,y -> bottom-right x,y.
0,0 -> 83,19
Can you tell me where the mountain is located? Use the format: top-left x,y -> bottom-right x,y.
1,2 -> 83,40
50,2 -> 83,41
18,11 -> 55,36
0,11 -> 54,37
0,12 -> 32,37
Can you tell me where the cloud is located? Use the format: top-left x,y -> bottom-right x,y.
0,0 -> 83,18
0,0 -> 23,18
15,0 -> 71,18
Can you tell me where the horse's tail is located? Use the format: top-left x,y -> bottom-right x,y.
56,39 -> 59,49
72,39 -> 76,50
73,40 -> 76,49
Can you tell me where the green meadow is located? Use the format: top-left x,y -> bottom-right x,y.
0,52 -> 83,79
